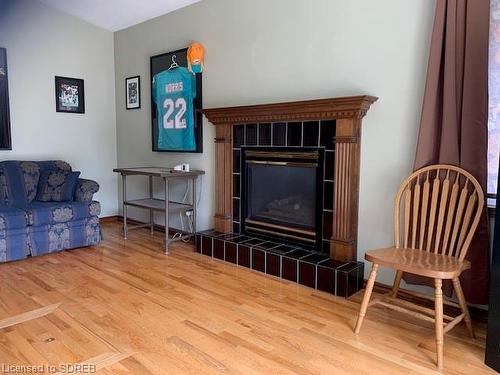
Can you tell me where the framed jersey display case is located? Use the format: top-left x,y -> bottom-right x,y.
0,48 -> 12,150
150,48 -> 203,153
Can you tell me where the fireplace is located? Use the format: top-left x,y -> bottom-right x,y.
241,148 -> 324,250
202,96 -> 378,260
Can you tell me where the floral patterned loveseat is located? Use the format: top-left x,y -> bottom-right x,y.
0,160 -> 101,263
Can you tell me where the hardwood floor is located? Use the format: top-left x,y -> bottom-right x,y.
0,221 -> 494,374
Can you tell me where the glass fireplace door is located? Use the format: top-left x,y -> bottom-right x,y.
241,147 -> 324,250
246,163 -> 317,230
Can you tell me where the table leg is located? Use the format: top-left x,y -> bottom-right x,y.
122,174 -> 128,240
192,177 -> 197,235
149,176 -> 154,234
164,178 -> 169,255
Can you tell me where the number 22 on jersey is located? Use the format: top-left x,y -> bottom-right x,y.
163,97 -> 187,129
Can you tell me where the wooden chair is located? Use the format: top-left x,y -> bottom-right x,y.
354,164 -> 484,370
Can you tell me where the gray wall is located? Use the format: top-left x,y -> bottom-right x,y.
0,0 -> 118,216
114,0 -> 435,284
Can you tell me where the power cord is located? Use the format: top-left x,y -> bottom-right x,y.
174,175 -> 202,242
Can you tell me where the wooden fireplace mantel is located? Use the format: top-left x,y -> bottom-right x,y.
202,95 -> 378,261
202,95 -> 378,125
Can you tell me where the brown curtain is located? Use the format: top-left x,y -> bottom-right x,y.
405,0 -> 491,304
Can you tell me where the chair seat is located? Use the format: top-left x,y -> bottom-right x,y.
365,247 -> 471,279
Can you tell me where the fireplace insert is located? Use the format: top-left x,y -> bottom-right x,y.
241,147 -> 324,250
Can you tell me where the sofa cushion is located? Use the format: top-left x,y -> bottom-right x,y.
29,216 -> 101,256
0,227 -> 30,263
0,207 -> 29,230
0,161 -> 30,206
20,161 -> 41,203
26,201 -> 101,227
37,160 -> 71,174
0,160 -> 72,206
36,170 -> 80,202
0,168 -> 9,206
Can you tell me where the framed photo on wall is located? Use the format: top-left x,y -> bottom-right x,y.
55,76 -> 85,114
150,47 -> 203,153
0,47 -> 12,150
125,75 -> 140,109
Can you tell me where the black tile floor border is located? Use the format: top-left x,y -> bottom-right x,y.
195,232 -> 364,298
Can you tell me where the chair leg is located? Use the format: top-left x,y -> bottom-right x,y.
391,270 -> 403,297
354,263 -> 379,334
452,277 -> 475,339
434,279 -> 444,370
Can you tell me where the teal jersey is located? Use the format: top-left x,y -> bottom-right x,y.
152,67 -> 197,151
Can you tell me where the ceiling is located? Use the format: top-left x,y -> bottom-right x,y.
39,0 -> 201,31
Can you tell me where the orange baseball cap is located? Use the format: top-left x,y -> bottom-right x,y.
187,42 -> 204,73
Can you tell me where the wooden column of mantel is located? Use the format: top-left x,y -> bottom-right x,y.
202,95 -> 378,261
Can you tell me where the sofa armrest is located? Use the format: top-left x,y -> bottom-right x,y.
74,178 -> 99,202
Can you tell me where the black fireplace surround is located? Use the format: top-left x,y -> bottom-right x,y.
241,147 -> 324,251
231,122 -> 336,255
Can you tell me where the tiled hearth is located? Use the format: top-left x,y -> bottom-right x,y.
195,230 -> 364,298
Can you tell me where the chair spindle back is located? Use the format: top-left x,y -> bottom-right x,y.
394,164 -> 484,261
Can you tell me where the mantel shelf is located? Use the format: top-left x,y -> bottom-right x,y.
202,95 -> 378,125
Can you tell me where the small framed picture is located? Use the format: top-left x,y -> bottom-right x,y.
126,75 -> 140,109
55,76 -> 85,114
